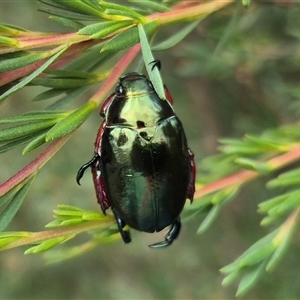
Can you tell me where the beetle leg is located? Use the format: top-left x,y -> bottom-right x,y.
149,59 -> 161,71
112,208 -> 131,244
187,149 -> 196,202
76,153 -> 111,214
76,154 -> 99,185
149,218 -> 181,248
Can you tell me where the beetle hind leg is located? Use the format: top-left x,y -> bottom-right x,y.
112,208 -> 131,244
149,218 -> 181,249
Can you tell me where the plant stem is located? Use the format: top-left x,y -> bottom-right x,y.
0,133 -> 72,197
0,217 -> 115,251
149,0 -> 234,25
195,144 -> 300,199
89,43 -> 141,106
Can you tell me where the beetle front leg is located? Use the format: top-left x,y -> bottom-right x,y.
112,207 -> 131,244
76,154 -> 99,185
76,153 -> 111,215
149,218 -> 181,248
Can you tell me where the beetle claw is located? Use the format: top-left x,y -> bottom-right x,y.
149,59 -> 161,71
112,208 -> 131,244
76,154 -> 99,185
149,218 -> 181,249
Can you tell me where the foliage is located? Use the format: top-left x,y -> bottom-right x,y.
1,0 -> 300,297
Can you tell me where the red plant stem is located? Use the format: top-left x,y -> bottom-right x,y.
194,144 -> 300,199
16,33 -> 90,51
149,0 -> 234,24
89,43 -> 141,106
0,134 -> 72,197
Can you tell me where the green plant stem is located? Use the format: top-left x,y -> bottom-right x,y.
0,217 -> 115,251
195,144 -> 300,200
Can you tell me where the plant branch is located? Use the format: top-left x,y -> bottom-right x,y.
0,133 -> 72,197
195,144 -> 300,199
89,43 -> 141,106
149,0 -> 234,25
0,217 -> 115,251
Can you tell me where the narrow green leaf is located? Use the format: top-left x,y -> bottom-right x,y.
246,135 -> 288,152
258,194 -> 287,213
267,168 -> 300,188
221,230 -> 278,274
39,7 -> 99,21
197,204 -> 221,234
54,0 -> 104,18
46,86 -> 91,110
0,47 -> 67,102
22,133 -> 48,154
0,231 -> 30,238
236,263 -> 265,297
266,212 -> 298,272
235,233 -> 277,268
53,209 -> 84,218
0,119 -> 58,141
242,0 -> 251,7
0,36 -> 18,47
25,235 -> 74,254
0,184 -> 20,208
211,186 -> 239,205
82,211 -> 104,221
128,0 -> 170,13
104,9 -> 144,21
99,1 -> 145,21
183,194 -> 212,211
32,89 -> 68,102
31,77 -> 96,89
0,236 -> 21,248
0,129 -> 48,154
260,214 -> 280,227
0,23 -> 29,35
45,220 -> 64,228
61,219 -> 85,226
46,101 -> 97,141
0,176 -> 35,231
0,231 -> 30,248
138,23 -> 165,100
152,20 -> 201,51
49,16 -> 84,29
0,111 -> 68,124
101,20 -> 158,52
79,20 -> 133,39
222,269 -> 243,286
234,157 -> 271,174
45,69 -> 99,79
0,52 -> 45,73
219,139 -> 262,155
57,204 -> 85,212
273,196 -> 300,215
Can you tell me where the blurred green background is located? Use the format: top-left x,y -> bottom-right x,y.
1,1 -> 300,299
